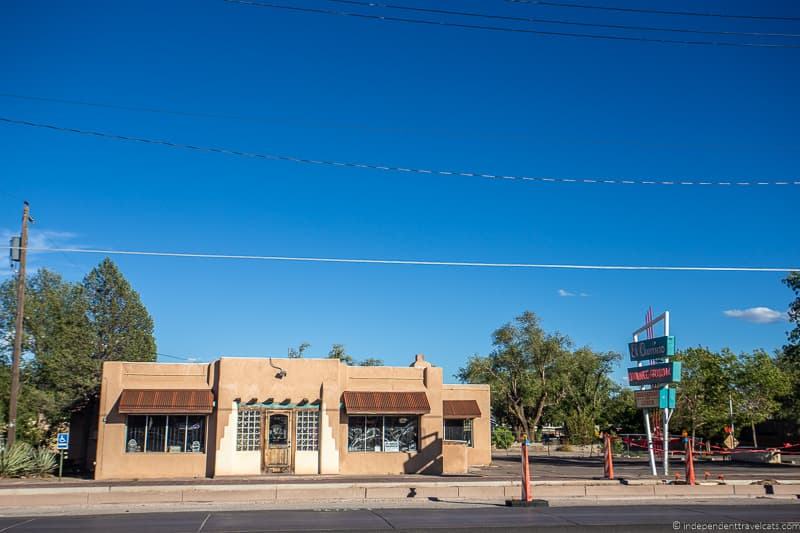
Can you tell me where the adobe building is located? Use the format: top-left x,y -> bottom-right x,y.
93,354 -> 491,479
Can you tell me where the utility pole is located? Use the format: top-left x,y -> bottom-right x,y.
7,201 -> 33,449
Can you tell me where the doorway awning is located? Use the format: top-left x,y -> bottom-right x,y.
343,391 -> 430,415
118,389 -> 214,414
443,400 -> 481,419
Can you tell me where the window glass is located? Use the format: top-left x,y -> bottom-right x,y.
146,415 -> 167,452
126,415 -> 206,453
166,415 -> 187,452
384,416 -> 417,452
463,418 -> 473,447
347,416 -> 365,452
365,416 -> 383,452
444,419 -> 474,446
236,409 -> 261,451
268,414 -> 289,445
126,415 -> 146,453
186,415 -> 206,452
296,411 -> 319,451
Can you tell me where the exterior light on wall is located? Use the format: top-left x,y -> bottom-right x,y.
269,358 -> 287,379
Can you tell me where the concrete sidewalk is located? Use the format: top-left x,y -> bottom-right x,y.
1,477 -> 798,513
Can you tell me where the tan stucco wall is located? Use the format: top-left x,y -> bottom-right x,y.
214,401 -> 261,476
94,362 -> 214,480
95,355 -> 490,479
442,384 -> 492,466
442,441 -> 469,474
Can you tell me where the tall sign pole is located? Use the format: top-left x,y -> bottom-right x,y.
632,329 -> 658,476
629,310 -> 679,478
662,312 -> 671,477
8,202 -> 33,449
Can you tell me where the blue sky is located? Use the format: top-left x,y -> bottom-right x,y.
1,0 -> 798,384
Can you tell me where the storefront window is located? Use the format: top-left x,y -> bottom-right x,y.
126,415 -> 206,453
347,415 -> 418,452
146,415 -> 167,452
126,415 -> 146,452
384,416 -> 417,452
236,409 -> 261,451
444,418 -> 473,447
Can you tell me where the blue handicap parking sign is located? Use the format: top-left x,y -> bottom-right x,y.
57,432 -> 69,450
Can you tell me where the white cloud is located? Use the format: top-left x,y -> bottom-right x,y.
723,307 -> 788,324
559,289 -> 589,297
0,228 -> 86,279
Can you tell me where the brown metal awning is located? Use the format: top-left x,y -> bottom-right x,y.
443,400 -> 481,419
343,391 -> 430,415
118,389 -> 215,414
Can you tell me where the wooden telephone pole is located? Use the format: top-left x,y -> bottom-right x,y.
7,201 -> 32,449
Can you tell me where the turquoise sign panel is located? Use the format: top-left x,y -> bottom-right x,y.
659,387 -> 676,409
628,336 -> 675,361
627,361 -> 682,386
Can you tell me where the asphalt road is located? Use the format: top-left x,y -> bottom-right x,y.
0,504 -> 797,532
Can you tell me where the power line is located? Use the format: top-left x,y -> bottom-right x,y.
504,0 -> 800,23
157,352 -> 200,362
5,91 -> 797,153
324,0 -> 800,39
223,0 -> 800,48
2,116 -> 798,188
11,246 -> 800,273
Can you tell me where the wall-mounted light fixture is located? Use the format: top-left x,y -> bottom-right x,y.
269,357 -> 287,379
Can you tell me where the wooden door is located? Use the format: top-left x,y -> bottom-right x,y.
264,412 -> 292,473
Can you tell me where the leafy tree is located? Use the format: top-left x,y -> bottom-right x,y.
83,258 -> 156,364
327,344 -> 353,365
458,311 -> 572,438
25,270 -> 96,418
0,270 -> 96,438
1,260 -> 157,444
672,347 -> 736,441
734,350 -> 791,447
555,348 -> 619,444
785,272 -> 800,350
287,342 -> 310,358
778,273 -> 800,431
358,358 -> 384,366
602,387 -> 642,434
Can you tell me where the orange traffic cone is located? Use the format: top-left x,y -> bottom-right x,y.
603,433 -> 615,480
686,438 -> 696,486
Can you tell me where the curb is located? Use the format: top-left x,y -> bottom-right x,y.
1,479 -> 798,508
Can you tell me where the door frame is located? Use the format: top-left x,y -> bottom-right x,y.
262,410 -> 295,474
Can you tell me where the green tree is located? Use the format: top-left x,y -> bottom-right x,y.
458,311 -> 572,438
0,270 -> 95,440
778,272 -> 800,431
25,270 -> 96,419
327,344 -> 353,365
83,258 -> 156,364
358,358 -> 384,366
555,348 -> 619,445
672,347 -> 736,442
288,342 -> 310,358
602,387 -> 642,434
734,350 -> 791,447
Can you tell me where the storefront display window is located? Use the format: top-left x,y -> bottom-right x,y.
125,415 -> 206,453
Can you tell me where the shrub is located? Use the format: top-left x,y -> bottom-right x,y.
492,427 -> 515,449
0,443 -> 35,478
556,443 -> 574,452
31,447 -> 57,476
611,437 -> 624,455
